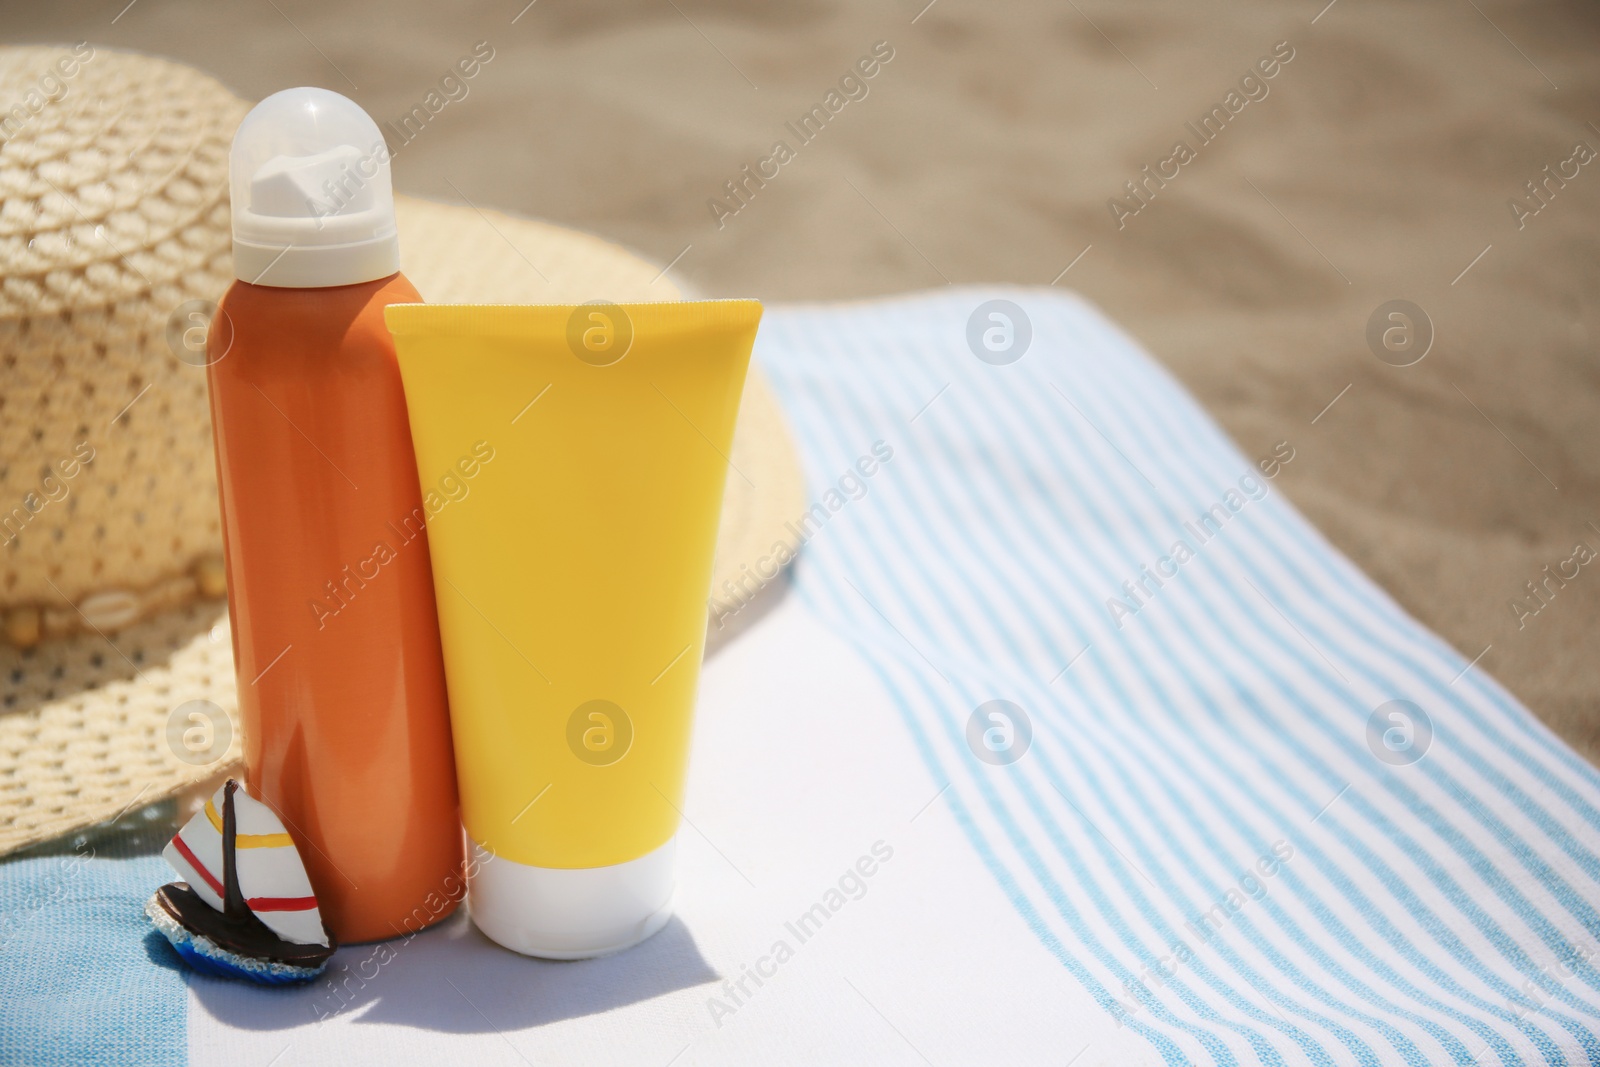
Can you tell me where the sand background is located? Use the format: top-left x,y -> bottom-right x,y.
11,0 -> 1600,760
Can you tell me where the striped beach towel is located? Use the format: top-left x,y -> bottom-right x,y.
3,288 -> 1597,1066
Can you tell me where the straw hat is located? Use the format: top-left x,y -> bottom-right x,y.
0,47 -> 805,856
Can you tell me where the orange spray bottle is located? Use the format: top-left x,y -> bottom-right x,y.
204,88 -> 462,942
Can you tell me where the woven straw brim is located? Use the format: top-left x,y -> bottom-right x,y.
0,196 -> 805,856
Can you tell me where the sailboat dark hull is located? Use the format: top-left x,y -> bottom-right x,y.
153,882 -> 337,971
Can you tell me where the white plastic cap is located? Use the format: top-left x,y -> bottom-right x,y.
466,836 -> 676,960
229,88 -> 400,288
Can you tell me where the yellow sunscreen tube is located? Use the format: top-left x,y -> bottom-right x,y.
384,300 -> 761,958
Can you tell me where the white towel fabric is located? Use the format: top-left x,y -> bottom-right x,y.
187,290 -> 1600,1066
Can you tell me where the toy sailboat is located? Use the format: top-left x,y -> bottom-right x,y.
145,778 -> 337,984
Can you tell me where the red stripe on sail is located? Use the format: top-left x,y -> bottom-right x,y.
247,896 -> 319,912
172,834 -> 224,898
172,834 -> 317,914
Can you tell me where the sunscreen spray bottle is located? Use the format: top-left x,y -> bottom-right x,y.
206,88 -> 463,943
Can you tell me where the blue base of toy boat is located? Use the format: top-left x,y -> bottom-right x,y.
146,893 -> 328,985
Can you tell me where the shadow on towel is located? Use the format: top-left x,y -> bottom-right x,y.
185,911 -> 719,1033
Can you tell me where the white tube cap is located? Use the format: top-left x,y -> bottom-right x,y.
466,836 -> 676,960
229,87 -> 400,288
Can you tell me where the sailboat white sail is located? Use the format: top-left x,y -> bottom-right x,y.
162,783 -> 330,948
